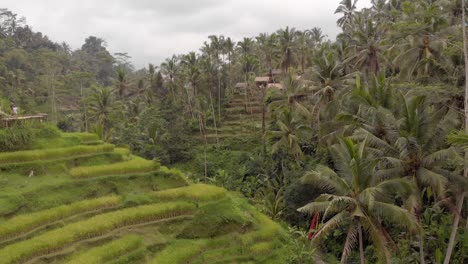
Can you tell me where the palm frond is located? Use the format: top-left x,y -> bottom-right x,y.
416,167 -> 448,197
301,165 -> 351,195
369,201 -> 419,232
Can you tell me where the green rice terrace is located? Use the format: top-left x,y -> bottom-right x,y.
0,124 -> 288,264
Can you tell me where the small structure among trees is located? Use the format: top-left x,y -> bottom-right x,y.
1,113 -> 48,128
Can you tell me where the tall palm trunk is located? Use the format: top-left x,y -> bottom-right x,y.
261,87 -> 267,156
80,80 -> 89,132
185,85 -> 195,118
197,112 -> 208,180
209,92 -> 220,146
218,70 -> 222,123
358,223 -> 365,264
419,231 -> 425,264
444,1 -> 467,262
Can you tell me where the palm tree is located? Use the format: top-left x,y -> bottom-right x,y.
335,0 -> 358,30
354,94 -> 461,264
181,52 -> 200,97
391,0 -> 450,81
241,55 -> 259,114
237,37 -> 254,58
269,71 -> 309,115
295,30 -> 311,73
256,32 -> 278,71
160,55 -> 178,82
309,45 -> 352,134
223,37 -> 235,65
114,68 -> 129,99
345,11 -> 386,76
298,137 -> 418,264
269,107 -> 310,159
307,27 -> 326,46
88,86 -> 114,140
277,27 -> 297,72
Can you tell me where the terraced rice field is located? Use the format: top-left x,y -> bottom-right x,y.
0,132 -> 288,263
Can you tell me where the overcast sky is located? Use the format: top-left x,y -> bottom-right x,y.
4,0 -> 371,68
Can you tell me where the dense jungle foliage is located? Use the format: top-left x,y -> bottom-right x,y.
0,0 -> 467,263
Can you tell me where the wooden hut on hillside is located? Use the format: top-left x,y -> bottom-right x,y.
255,76 -> 270,88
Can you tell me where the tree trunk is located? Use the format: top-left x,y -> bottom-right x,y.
261,87 -> 267,157
444,193 -> 465,264
217,69 -> 222,123
185,85 -> 194,118
419,232 -> 425,264
209,92 -> 220,146
444,1 -> 468,263
197,112 -> 208,180
358,223 -> 365,264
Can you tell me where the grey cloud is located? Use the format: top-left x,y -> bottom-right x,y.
3,0 -> 371,68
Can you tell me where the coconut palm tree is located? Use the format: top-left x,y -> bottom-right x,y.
88,86 -> 114,139
345,11 -> 387,76
160,55 -> 178,82
296,30 -> 312,73
269,107 -> 310,160
307,27 -> 326,46
256,32 -> 278,72
335,0 -> 358,30
353,94 -> 461,264
277,27 -> 297,72
224,37 -> 235,65
298,137 -> 418,264
114,68 -> 129,99
391,0 -> 450,81
237,37 -> 255,58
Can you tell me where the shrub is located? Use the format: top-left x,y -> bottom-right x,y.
0,202 -> 197,264
70,156 -> 160,179
0,196 -> 121,240
33,124 -> 61,139
66,235 -> 143,264
0,144 -> 114,164
63,133 -> 100,143
0,125 -> 35,151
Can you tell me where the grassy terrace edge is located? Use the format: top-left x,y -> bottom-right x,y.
0,195 -> 121,241
70,156 -> 159,179
65,234 -> 143,264
0,144 -> 114,164
0,202 -> 197,264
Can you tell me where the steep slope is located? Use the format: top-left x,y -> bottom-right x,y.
0,130 -> 288,264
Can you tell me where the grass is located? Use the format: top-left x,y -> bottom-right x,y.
69,156 -> 160,179
0,195 -> 121,240
65,235 -> 143,264
0,144 -> 114,164
0,152 -> 124,177
150,184 -> 226,201
177,198 -> 252,239
0,202 -> 197,264
150,239 -> 207,264
240,210 -> 285,245
0,129 -> 289,264
0,171 -> 188,217
62,133 -> 100,143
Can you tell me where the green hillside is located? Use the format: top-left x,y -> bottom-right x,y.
0,124 -> 288,264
